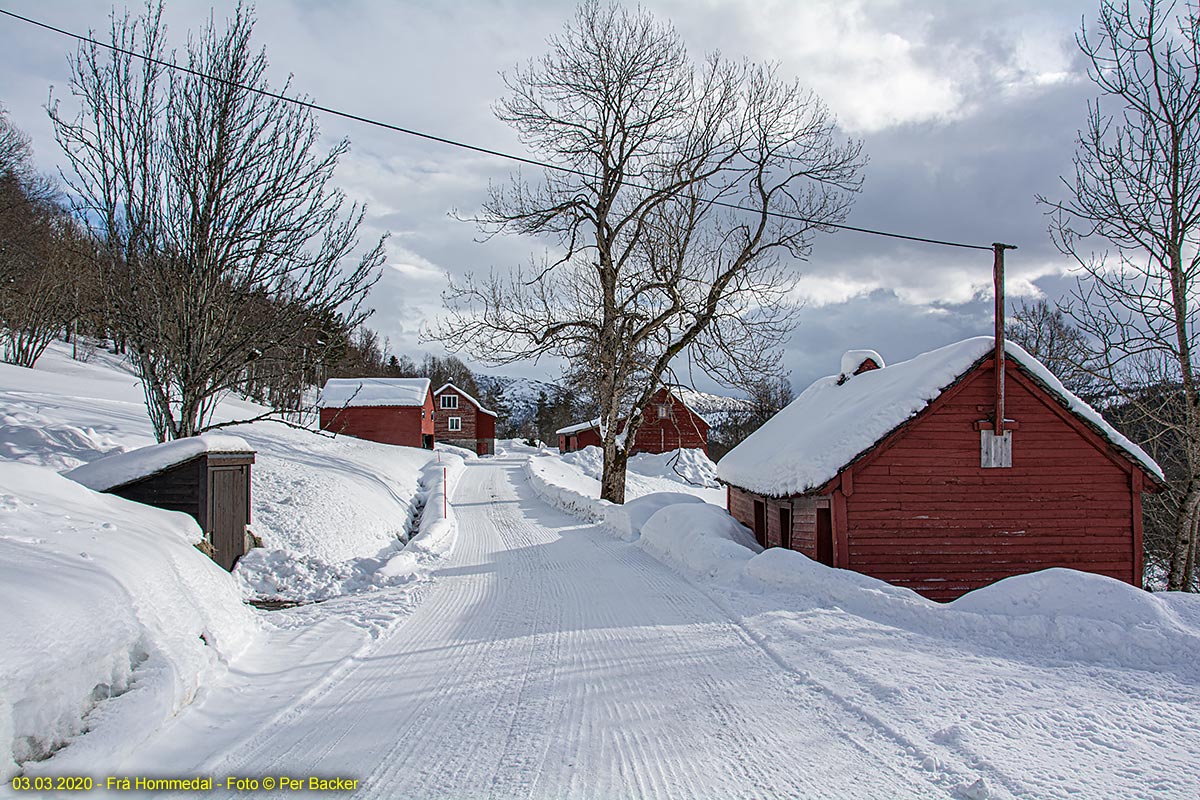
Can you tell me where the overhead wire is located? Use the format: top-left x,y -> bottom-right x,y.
0,6 -> 998,252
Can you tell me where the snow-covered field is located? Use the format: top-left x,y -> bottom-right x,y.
0,343 -> 456,780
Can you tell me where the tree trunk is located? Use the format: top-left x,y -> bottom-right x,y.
600,437 -> 628,504
1169,476 -> 1200,589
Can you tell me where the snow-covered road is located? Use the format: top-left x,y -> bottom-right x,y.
117,457 -> 949,799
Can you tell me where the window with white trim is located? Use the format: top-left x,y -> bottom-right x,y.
656,404 -> 671,419
448,417 -> 462,431
440,394 -> 458,409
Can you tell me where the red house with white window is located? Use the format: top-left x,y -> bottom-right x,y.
318,378 -> 435,449
717,340 -> 1162,601
433,383 -> 497,456
557,388 -> 710,456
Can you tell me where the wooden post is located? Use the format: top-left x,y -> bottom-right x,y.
992,243 -> 1017,434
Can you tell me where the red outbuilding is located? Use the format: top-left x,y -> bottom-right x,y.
434,383 -> 498,456
318,378 -> 435,449
717,339 -> 1162,601
557,388 -> 710,455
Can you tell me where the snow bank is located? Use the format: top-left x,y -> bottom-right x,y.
0,462 -> 257,780
603,492 -> 707,541
743,548 -> 1200,679
65,434 -> 253,492
639,504 -> 763,582
525,453 -> 612,522
236,451 -> 465,603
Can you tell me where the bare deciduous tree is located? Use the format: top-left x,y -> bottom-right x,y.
437,1 -> 864,502
1005,298 -> 1098,398
1039,0 -> 1200,589
50,2 -> 384,440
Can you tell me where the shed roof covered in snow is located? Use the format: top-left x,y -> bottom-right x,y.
434,383 -> 497,416
716,337 -> 1163,497
65,434 -> 254,493
317,378 -> 432,409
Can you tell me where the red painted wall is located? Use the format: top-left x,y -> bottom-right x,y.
319,391 -> 434,449
725,359 -> 1148,602
558,389 -> 709,455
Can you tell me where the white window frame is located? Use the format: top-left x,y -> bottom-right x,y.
448,416 -> 462,432
656,404 -> 672,419
440,394 -> 458,409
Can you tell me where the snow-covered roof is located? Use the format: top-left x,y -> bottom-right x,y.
433,383 -> 497,416
717,337 -> 1163,496
65,434 -> 254,492
317,378 -> 431,409
557,418 -> 601,436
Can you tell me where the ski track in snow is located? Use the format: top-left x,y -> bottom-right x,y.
108,458 -> 950,799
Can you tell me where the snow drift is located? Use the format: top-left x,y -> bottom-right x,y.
0,462 -> 258,780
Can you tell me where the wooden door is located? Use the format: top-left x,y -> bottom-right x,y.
816,507 -> 833,566
209,466 -> 247,570
779,506 -> 792,550
753,499 -> 766,547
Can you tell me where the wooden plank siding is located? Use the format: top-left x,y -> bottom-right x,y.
723,356 -> 1153,602
559,389 -> 709,455
319,391 -> 435,450
434,386 -> 497,455
841,361 -> 1134,601
728,486 -> 817,559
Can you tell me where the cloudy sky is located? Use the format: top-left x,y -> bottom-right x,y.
0,0 -> 1107,393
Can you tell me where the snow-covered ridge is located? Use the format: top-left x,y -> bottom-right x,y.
718,336 -> 1162,497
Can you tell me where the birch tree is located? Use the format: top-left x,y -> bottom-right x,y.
438,1 -> 864,502
1039,0 -> 1200,589
50,3 -> 384,440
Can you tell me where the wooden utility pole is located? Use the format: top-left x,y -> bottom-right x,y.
993,243 -> 1017,434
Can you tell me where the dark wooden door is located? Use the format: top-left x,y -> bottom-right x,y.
209,466 -> 247,570
816,507 -> 834,566
779,507 -> 792,550
753,500 -> 766,547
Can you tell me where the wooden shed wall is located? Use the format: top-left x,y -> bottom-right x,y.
320,398 -> 433,449
843,361 -> 1138,601
728,486 -> 817,559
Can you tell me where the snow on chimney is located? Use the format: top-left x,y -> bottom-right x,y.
838,350 -> 885,384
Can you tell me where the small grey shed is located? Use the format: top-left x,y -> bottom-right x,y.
66,435 -> 256,571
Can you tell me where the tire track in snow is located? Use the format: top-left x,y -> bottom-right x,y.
144,458 -> 954,799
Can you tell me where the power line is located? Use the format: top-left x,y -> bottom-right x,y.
0,6 -> 997,253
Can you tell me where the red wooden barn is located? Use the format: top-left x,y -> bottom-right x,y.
434,383 -> 498,456
318,378 -> 435,449
716,339 -> 1162,601
557,388 -> 710,456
